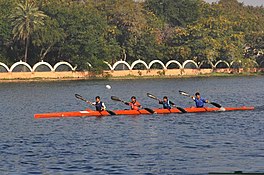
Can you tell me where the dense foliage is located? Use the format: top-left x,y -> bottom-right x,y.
0,0 -> 263,70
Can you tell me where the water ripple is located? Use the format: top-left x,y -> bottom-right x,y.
0,77 -> 263,174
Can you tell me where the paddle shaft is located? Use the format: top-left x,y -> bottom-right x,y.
147,93 -> 187,113
179,91 -> 222,108
111,96 -> 155,114
148,93 -> 175,105
75,94 -> 116,115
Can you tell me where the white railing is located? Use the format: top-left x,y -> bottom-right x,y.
0,60 -> 77,72
0,59 -> 260,72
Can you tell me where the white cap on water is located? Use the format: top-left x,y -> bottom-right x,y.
106,85 -> 111,89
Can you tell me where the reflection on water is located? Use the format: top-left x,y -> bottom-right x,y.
0,77 -> 263,174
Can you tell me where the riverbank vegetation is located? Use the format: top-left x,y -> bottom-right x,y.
0,0 -> 263,71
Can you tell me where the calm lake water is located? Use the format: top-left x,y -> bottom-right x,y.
0,77 -> 263,175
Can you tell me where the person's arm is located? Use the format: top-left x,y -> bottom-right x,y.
202,98 -> 208,103
169,101 -> 175,105
159,100 -> 163,104
124,102 -> 130,106
91,102 -> 95,105
192,96 -> 195,100
102,102 -> 106,110
136,102 -> 142,108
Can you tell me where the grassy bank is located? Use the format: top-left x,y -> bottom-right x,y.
104,72 -> 263,80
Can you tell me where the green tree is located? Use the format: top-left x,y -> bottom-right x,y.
41,0 -> 121,70
94,0 -> 165,63
31,17 -> 65,62
145,0 -> 202,27
0,0 -> 262,71
0,0 -> 16,64
10,0 -> 47,63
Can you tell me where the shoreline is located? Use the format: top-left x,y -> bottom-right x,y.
0,72 -> 262,83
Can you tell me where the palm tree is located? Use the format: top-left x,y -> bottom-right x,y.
10,0 -> 47,63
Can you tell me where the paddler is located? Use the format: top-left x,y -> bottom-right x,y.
125,96 -> 142,110
159,96 -> 172,109
192,92 -> 209,108
91,96 -> 106,111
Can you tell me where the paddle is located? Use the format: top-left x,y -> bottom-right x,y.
75,94 -> 116,115
147,93 -> 187,113
179,90 -> 222,108
111,96 -> 155,114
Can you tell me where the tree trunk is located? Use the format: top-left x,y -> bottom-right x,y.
24,37 -> 29,63
40,44 -> 53,61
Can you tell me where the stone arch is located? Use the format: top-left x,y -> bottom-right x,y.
10,61 -> 33,72
32,61 -> 54,72
0,62 -> 10,72
259,60 -> 264,68
86,62 -> 92,68
54,61 -> 76,72
214,60 -> 230,68
230,60 -> 242,68
165,60 -> 183,69
252,60 -> 259,68
148,60 -> 166,70
112,60 -> 131,70
199,60 -> 214,69
131,59 -> 148,70
182,60 -> 198,69
103,61 -> 112,70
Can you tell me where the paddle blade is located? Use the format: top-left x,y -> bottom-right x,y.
179,90 -> 191,97
144,107 -> 155,114
111,96 -> 122,102
75,94 -> 87,102
176,106 -> 187,113
147,93 -> 159,100
210,102 -> 222,108
106,110 -> 116,115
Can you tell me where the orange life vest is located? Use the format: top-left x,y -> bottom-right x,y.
129,101 -> 141,110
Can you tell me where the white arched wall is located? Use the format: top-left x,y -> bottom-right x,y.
33,61 -> 54,72
131,59 -> 149,70
112,60 -> 131,70
0,62 -> 10,72
54,61 -> 76,71
252,60 -> 259,67
214,60 -> 230,68
1,59 -> 261,73
148,60 -> 166,70
230,60 -> 242,68
198,60 -> 214,68
10,61 -> 33,72
182,60 -> 198,69
165,60 -> 183,69
259,60 -> 264,68
230,60 -> 258,68
103,61 -> 112,70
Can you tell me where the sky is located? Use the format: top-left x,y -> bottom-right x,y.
205,0 -> 264,6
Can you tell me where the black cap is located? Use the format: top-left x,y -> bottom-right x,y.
131,96 -> 136,99
195,92 -> 200,96
163,96 -> 168,99
95,96 -> 100,99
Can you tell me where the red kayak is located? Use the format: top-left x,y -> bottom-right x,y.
34,106 -> 254,119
